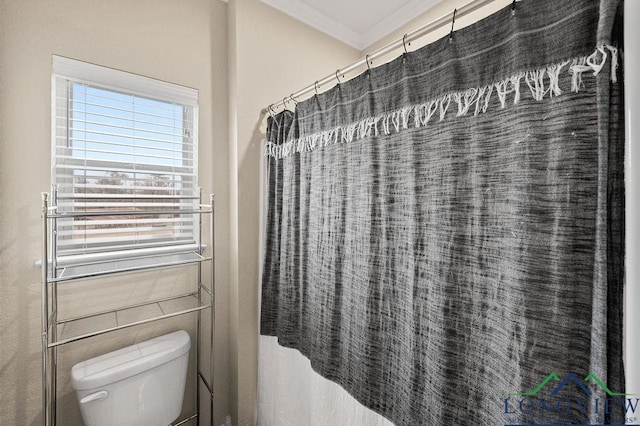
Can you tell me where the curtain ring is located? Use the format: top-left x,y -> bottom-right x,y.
314,81 -> 319,96
366,55 -> 372,71
449,9 -> 457,43
403,34 -> 409,53
267,104 -> 275,118
289,93 -> 298,105
335,69 -> 341,84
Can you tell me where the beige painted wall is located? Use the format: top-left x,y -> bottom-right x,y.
0,0 -> 230,425
227,0 -> 359,424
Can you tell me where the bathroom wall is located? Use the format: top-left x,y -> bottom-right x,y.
226,0 -> 360,423
0,0 -> 230,424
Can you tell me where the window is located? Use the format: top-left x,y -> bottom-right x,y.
52,56 -> 199,265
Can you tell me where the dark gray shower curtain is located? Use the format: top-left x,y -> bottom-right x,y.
261,0 -> 625,425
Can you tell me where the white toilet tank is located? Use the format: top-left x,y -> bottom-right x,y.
71,330 -> 191,426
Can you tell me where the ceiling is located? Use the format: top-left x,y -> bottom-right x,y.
259,0 -> 442,50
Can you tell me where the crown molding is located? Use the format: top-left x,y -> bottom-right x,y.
259,0 -> 441,51
260,0 -> 363,49
360,0 -> 441,50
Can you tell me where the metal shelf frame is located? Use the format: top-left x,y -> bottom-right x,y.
41,187 -> 215,426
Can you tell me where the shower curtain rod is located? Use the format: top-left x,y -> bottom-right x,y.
263,0 -> 502,114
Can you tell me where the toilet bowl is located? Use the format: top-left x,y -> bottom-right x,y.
71,330 -> 191,426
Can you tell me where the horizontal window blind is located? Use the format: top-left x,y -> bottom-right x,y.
52,57 -> 199,261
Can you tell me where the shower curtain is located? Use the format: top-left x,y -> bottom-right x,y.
260,0 -> 625,424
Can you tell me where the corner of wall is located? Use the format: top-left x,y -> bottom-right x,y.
227,0 -> 241,424
227,1 -> 359,425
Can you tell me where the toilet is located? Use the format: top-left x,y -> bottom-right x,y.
71,330 -> 191,426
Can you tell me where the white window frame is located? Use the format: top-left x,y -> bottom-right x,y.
51,56 -> 199,266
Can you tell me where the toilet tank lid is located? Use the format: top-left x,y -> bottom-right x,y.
71,330 -> 191,391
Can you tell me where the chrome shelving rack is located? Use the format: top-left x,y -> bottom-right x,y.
41,188 -> 215,426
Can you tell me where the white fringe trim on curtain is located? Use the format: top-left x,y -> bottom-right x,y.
264,45 -> 619,160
